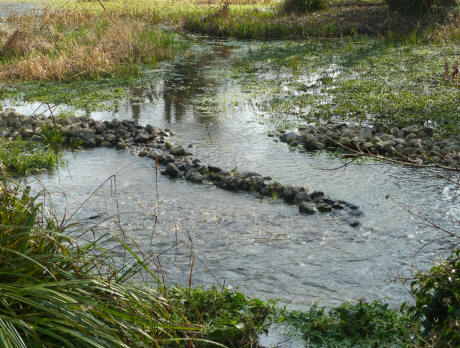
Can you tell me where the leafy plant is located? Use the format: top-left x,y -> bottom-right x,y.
410,249 -> 460,347
283,300 -> 415,347
170,286 -> 276,347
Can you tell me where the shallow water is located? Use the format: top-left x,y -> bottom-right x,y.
0,2 -> 39,18
7,40 -> 459,310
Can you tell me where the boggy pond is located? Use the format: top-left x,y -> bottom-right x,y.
5,39 -> 459,309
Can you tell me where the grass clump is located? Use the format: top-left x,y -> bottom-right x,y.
0,8 -> 185,81
0,138 -> 63,176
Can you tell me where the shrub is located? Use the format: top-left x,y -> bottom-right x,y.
410,249 -> 460,347
280,0 -> 327,15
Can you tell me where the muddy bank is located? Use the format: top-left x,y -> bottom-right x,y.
0,109 -> 362,224
277,122 -> 460,165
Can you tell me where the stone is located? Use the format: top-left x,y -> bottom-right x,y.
110,118 -> 121,128
169,145 -> 187,156
299,202 -> 317,215
78,129 -> 96,146
280,131 -> 298,143
165,163 -> 181,177
317,203 -> 332,212
134,132 -> 150,143
104,134 -> 117,144
294,191 -> 310,203
185,169 -> 203,183
208,165 -> 222,173
116,141 -> 128,150
282,185 -> 296,203
310,191 -> 324,199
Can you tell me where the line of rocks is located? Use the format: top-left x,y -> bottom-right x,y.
0,109 -> 173,148
135,143 -> 362,226
276,122 -> 460,164
0,109 -> 362,226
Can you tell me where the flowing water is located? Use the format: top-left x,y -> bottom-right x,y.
8,40 -> 457,309
1,5 -> 459,346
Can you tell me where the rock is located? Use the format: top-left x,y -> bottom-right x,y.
208,165 -> 222,173
299,202 -> 317,215
358,128 -> 373,140
240,172 -> 262,179
110,118 -> 121,128
317,203 -> 332,212
165,163 -> 181,177
94,121 -> 105,134
169,145 -> 187,156
134,132 -> 150,143
402,125 -> 420,135
294,191 -> 310,203
280,131 -> 298,143
196,165 -> 208,174
310,191 -> 324,199
185,169 -> 203,183
282,185 -> 296,203
332,202 -> 344,209
303,135 -> 323,151
116,141 -> 128,150
104,134 -> 117,144
349,221 -> 360,228
78,129 -> 96,146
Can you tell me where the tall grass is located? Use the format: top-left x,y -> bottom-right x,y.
0,8 -> 185,81
0,171 -> 204,347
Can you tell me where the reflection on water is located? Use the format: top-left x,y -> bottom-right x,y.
7,40 -> 460,308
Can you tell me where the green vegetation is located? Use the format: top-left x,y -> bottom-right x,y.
170,286 -> 275,347
410,249 -> 460,347
283,300 -> 416,347
0,171 -> 275,347
0,138 -> 63,176
386,0 -> 458,16
233,39 -> 460,133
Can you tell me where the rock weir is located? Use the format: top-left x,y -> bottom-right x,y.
277,122 -> 460,164
0,109 -> 363,226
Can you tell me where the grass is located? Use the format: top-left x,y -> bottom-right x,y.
0,138 -> 63,176
0,170 -> 276,347
0,7 -> 185,81
232,38 -> 460,134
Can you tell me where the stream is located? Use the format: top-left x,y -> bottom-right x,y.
1,5 -> 459,344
